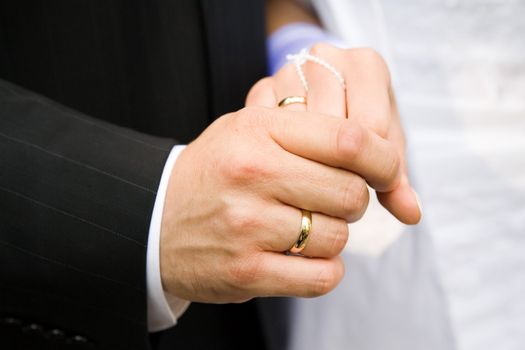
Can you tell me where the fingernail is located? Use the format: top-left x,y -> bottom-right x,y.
413,190 -> 423,217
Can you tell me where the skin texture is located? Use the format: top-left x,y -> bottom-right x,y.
247,44 -> 421,224
160,105 -> 418,303
159,0 -> 421,304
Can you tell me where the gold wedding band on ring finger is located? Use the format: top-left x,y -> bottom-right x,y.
289,209 -> 312,254
278,96 -> 307,108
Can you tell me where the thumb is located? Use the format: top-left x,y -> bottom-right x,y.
245,77 -> 277,108
377,174 -> 422,225
377,115 -> 422,224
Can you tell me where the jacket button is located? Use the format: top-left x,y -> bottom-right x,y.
24,323 -> 44,333
71,335 -> 88,343
48,328 -> 66,339
2,317 -> 22,326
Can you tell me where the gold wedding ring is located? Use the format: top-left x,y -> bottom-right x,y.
279,95 -> 311,254
278,96 -> 307,108
289,209 -> 312,254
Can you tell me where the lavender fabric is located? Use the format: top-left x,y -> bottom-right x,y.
266,22 -> 346,75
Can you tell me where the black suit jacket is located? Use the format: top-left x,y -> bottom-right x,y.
0,1 -> 289,349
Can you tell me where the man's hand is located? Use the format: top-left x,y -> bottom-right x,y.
247,44 -> 421,225
160,105 -> 405,303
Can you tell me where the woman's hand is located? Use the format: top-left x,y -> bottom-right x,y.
247,44 -> 421,224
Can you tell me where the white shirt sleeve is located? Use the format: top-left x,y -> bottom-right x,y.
146,145 -> 190,332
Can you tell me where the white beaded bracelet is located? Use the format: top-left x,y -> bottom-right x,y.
286,48 -> 346,92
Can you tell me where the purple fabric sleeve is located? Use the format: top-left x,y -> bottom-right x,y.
266,22 -> 347,75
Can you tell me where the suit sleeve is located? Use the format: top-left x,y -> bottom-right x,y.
0,78 -> 176,350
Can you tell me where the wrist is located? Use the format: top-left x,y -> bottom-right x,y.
146,145 -> 187,331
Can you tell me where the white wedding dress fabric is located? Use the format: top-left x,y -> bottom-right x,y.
288,1 -> 525,349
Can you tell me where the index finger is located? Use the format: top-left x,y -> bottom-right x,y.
259,107 -> 401,192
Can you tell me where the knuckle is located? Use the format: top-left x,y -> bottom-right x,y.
349,111 -> 389,139
223,206 -> 261,235
246,78 -> 274,106
278,62 -> 300,80
330,221 -> 349,255
350,47 -> 386,66
335,122 -> 366,162
249,77 -> 273,95
383,151 -> 401,190
355,116 -> 389,139
350,108 -> 390,139
353,181 -> 370,221
310,265 -> 339,296
223,108 -> 276,184
225,151 -> 274,185
229,256 -> 263,287
341,178 -> 369,221
235,155 -> 265,180
366,118 -> 389,139
309,42 -> 334,57
348,47 -> 391,83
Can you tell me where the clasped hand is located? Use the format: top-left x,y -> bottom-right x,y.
160,45 -> 421,303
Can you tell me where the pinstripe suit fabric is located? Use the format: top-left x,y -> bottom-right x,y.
0,1 -> 276,349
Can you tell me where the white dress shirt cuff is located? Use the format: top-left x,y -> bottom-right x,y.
146,145 -> 190,332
